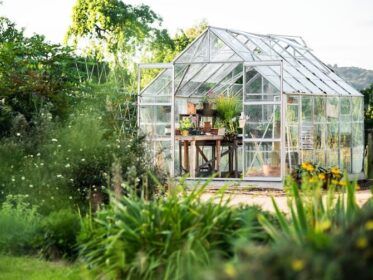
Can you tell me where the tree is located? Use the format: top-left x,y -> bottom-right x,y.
66,0 -> 166,60
0,17 -> 84,137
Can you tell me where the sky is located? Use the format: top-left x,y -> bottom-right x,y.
1,0 -> 372,69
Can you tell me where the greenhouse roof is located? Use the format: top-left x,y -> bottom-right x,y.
140,26 -> 362,97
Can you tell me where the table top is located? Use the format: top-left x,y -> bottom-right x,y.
175,134 -> 224,141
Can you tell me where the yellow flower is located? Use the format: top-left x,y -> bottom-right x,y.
365,220 -> 373,231
318,173 -> 326,180
338,180 -> 347,187
330,167 -> 341,175
291,259 -> 305,271
331,180 -> 338,185
224,263 -> 237,278
356,237 -> 368,249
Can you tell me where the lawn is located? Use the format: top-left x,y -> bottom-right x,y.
0,255 -> 81,280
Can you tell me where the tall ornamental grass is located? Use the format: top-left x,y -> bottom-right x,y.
79,180 -> 273,280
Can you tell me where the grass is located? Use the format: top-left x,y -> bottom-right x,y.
0,255 -> 81,280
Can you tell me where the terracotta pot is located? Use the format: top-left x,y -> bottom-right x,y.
204,121 -> 211,131
187,102 -> 196,114
181,130 -> 189,137
210,128 -> 218,135
262,164 -> 270,176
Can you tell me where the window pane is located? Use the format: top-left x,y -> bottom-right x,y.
244,104 -> 281,139
244,142 -> 281,177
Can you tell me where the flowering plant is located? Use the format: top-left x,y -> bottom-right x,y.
293,162 -> 345,189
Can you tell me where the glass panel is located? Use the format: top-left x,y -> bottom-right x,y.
154,141 -> 172,174
327,97 -> 339,121
302,150 -> 313,163
314,150 -> 326,166
286,125 -> 299,148
352,97 -> 364,121
301,96 -> 313,122
314,124 -> 326,150
340,97 -> 351,122
244,70 -> 280,102
314,96 -> 326,122
176,33 -> 209,63
327,123 -> 339,149
326,150 -> 339,167
244,104 -> 281,139
351,121 -> 363,173
244,142 -> 281,177
286,95 -> 299,123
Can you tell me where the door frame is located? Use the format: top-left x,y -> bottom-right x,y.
242,60 -> 285,181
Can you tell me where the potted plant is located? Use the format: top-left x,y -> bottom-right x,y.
215,95 -> 241,140
200,90 -> 214,113
179,117 -> 192,136
214,119 -> 226,136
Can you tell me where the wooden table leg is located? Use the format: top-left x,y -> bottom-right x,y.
216,140 -> 221,177
229,143 -> 233,175
190,140 -> 196,178
234,139 -> 238,178
179,141 -> 182,175
183,141 -> 189,174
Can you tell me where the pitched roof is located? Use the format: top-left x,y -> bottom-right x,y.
141,26 -> 362,97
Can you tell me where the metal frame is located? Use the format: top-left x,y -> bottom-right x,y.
137,26 -> 365,184
242,60 -> 284,182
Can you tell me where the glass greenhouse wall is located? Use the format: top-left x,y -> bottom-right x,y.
138,27 -> 364,183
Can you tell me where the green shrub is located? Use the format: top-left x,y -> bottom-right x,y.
36,209 -> 81,260
0,195 -> 41,254
79,181 -> 272,279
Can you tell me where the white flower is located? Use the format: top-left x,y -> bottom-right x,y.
57,144 -> 61,148
69,196 -> 73,200
56,174 -> 63,178
11,178 -> 15,182
16,133 -> 21,137
29,184 -> 33,188
40,162 -> 44,166
36,153 -> 41,157
21,176 -> 25,180
81,158 -> 85,162
51,138 -> 58,142
65,163 -> 71,168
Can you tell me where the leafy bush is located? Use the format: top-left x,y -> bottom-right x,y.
79,181 -> 273,279
0,195 -> 41,254
200,177 -> 373,280
36,209 -> 81,260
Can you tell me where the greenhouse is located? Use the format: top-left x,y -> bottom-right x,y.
137,26 -> 364,182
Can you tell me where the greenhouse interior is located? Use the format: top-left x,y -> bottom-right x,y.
138,26 -> 364,182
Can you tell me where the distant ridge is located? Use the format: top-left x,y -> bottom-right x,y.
329,65 -> 373,91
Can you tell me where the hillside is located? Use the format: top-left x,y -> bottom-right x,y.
330,65 -> 373,91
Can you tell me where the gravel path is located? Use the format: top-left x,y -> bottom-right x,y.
201,189 -> 372,213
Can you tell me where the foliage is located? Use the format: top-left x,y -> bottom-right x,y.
0,255 -> 81,280
0,17 -> 85,137
66,0 -> 165,60
199,177 -> 373,280
36,209 -> 81,260
293,162 -> 344,188
179,117 -> 193,131
79,180 -> 273,279
215,95 -> 242,136
0,195 -> 41,254
259,175 -> 359,245
0,85 -> 158,213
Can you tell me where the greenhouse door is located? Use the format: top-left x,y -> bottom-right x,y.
138,64 -> 175,177
242,61 -> 285,181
